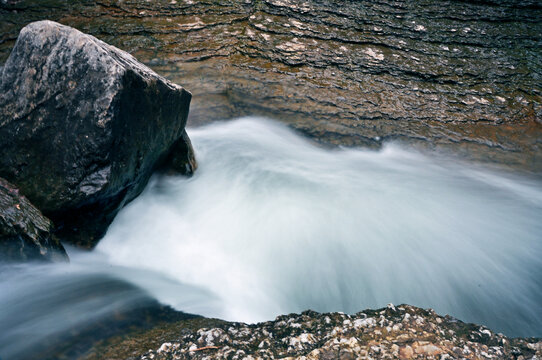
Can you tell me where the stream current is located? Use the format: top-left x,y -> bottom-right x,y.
1,117 -> 541,358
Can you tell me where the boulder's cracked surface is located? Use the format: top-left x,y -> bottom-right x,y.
0,20 -> 194,247
1,0 -> 540,170
0,177 -> 67,261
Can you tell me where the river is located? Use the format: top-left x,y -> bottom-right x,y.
1,117 -> 541,359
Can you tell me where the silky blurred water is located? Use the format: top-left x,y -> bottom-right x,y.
1,117 -> 541,359
99,117 -> 542,335
0,252 -> 219,360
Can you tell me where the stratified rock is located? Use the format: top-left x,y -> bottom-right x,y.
0,20 -> 194,247
0,177 -> 67,262
2,0 -> 538,170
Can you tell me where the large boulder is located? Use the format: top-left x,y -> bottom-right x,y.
0,177 -> 67,262
0,20 -> 195,248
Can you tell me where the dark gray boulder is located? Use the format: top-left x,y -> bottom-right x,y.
0,177 -> 67,262
0,20 -> 195,248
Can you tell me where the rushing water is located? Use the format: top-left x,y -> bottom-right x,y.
1,117 -> 541,358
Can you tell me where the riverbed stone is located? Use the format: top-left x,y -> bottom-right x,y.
0,20 -> 194,247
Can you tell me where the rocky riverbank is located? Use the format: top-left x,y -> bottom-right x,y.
83,304 -> 541,360
1,0 -> 541,171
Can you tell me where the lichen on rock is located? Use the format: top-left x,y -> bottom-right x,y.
84,305 -> 542,360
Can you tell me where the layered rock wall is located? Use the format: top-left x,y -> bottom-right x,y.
1,0 -> 540,170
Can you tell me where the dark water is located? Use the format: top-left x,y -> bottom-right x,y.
0,253 -> 217,360
1,118 -> 541,359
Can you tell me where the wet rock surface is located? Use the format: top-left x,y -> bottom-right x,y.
0,272 -> 201,360
84,304 -> 541,360
0,20 -> 194,247
40,302 -> 198,360
1,0 -> 540,171
0,177 -> 66,261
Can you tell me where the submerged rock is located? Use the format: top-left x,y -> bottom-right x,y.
0,20 -> 195,248
0,177 -> 67,262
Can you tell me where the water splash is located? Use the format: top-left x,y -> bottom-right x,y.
95,117 -> 542,336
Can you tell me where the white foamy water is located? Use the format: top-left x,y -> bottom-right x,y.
1,117 -> 541,359
97,117 -> 542,336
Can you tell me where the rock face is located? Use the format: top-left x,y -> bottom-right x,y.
0,20 -> 194,247
143,306 -> 542,360
0,177 -> 67,262
85,304 -> 541,360
1,0 -> 539,171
